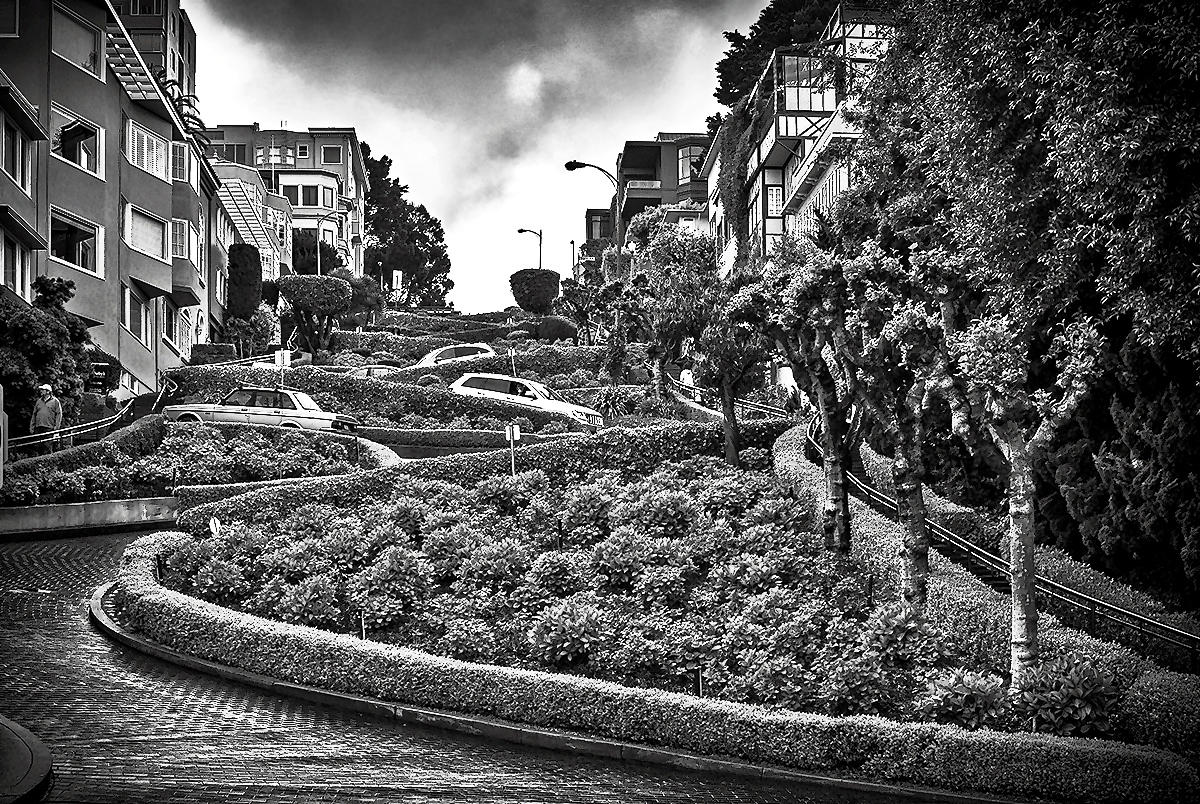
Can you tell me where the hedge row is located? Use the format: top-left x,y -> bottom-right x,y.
115,531 -> 1198,804
329,331 -> 455,364
375,311 -> 484,333
176,420 -> 791,528
359,427 -> 569,449
385,345 -> 606,385
857,442 -> 1200,669
0,416 -> 168,506
773,426 -> 1200,767
164,364 -> 582,432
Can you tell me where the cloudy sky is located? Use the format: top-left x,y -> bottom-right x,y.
187,0 -> 763,312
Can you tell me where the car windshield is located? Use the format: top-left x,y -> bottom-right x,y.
292,392 -> 322,411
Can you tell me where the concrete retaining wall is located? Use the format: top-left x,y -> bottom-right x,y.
0,497 -> 176,538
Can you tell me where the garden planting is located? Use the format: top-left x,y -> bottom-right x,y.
0,417 -> 379,506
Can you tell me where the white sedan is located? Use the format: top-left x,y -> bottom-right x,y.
449,373 -> 604,429
410,343 -> 496,369
348,364 -> 402,379
163,386 -> 359,432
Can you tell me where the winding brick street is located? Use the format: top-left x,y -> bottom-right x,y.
0,532 -> 871,804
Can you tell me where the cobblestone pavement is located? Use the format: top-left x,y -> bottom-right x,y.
0,533 -> 885,804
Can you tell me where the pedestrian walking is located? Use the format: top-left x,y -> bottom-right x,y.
679,364 -> 696,400
29,383 -> 63,455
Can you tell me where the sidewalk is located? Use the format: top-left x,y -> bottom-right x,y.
0,714 -> 51,804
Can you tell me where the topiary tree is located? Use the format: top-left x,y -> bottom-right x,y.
226,243 -> 263,320
509,268 -> 560,315
278,275 -> 353,354
536,315 -> 578,343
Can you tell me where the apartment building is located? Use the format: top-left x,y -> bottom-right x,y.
615,132 -> 710,243
203,123 -> 368,276
114,0 -> 196,96
1,0 -> 220,398
707,2 -> 889,265
210,158 -> 291,281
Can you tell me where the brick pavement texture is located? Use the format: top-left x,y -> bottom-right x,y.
0,534 -> 868,804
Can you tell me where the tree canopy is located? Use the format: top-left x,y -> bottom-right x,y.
714,0 -> 838,106
361,142 -> 453,307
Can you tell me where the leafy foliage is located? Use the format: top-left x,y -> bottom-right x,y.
226,243 -> 263,319
509,268 -> 561,315
291,230 -> 345,276
278,275 -> 352,353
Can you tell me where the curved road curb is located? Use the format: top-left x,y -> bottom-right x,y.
89,582 -> 1026,804
0,714 -> 52,804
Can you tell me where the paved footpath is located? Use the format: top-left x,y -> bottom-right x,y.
0,533 -> 875,804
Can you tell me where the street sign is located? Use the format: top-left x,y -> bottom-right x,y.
391,270 -> 403,289
275,349 -> 291,368
504,423 -> 522,442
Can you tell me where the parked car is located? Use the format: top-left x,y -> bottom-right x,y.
449,373 -> 604,428
411,343 -> 496,369
162,386 -> 358,432
348,364 -> 402,379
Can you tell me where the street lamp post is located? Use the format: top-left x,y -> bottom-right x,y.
516,227 -> 543,270
564,159 -> 621,253
314,205 -> 347,276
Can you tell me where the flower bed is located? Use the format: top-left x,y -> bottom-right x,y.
115,525 -> 1196,804
164,364 -> 584,432
774,426 -> 1200,767
0,417 -> 381,507
175,420 -> 792,532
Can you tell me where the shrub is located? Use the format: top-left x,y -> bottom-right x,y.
188,343 -> 238,365
416,374 -> 445,387
536,315 -> 578,343
528,597 -> 609,665
456,538 -> 532,592
918,668 -> 1009,730
226,243 -> 263,319
509,268 -> 561,315
527,551 -> 594,597
1010,653 -> 1120,737
279,275 -> 353,353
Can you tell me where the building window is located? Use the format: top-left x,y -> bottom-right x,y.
171,141 -> 189,182
130,32 -> 163,53
129,0 -> 164,14
767,186 -> 784,217
50,104 -> 102,177
281,185 -> 298,205
301,186 -> 318,206
297,144 -> 309,159
50,208 -> 100,275
2,117 -> 31,193
121,284 -> 152,344
321,145 -> 342,164
171,219 -> 187,258
189,223 -> 199,268
2,234 -> 31,300
53,6 -> 103,78
126,119 -> 170,181
216,269 -> 227,305
678,145 -> 704,183
0,0 -> 17,36
322,186 -> 335,208
209,143 -> 247,164
197,205 -> 207,279
126,204 -> 168,261
162,298 -> 178,344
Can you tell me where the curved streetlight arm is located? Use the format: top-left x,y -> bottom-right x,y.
564,160 -> 617,188
516,227 -> 543,270
565,159 -> 622,253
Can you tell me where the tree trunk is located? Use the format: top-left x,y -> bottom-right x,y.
719,380 -> 740,467
892,388 -> 929,610
813,359 -> 852,554
649,348 -> 669,399
993,424 -> 1039,687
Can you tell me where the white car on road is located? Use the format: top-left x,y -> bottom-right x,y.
449,373 -> 604,429
162,386 -> 359,432
348,364 -> 402,379
411,343 -> 496,369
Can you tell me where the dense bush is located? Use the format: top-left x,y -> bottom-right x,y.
226,243 -> 263,320
164,364 -> 583,432
188,343 -> 238,365
509,269 -> 561,315
279,275 -> 353,353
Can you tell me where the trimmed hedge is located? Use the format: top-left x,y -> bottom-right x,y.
0,415 -> 168,505
164,364 -> 583,432
509,268 -> 560,315
360,427 -> 568,449
176,420 -> 791,529
116,531 -> 1198,804
384,345 -> 606,385
330,331 -> 455,365
773,426 -> 1200,767
375,311 -> 482,333
188,343 -> 238,365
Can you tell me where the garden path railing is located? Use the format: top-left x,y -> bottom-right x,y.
665,375 -> 1200,669
6,400 -> 135,458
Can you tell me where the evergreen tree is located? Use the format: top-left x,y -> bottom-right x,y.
714,0 -> 838,106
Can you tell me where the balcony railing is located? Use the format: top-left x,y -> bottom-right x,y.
625,180 -> 661,190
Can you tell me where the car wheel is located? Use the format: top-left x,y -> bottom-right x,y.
177,413 -> 203,423
280,422 -> 302,428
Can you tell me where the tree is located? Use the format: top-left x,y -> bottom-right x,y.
221,304 -> 279,360
0,277 -> 92,434
509,268 -> 560,315
226,243 -> 263,319
330,268 -> 385,329
361,142 -> 453,307
555,274 -> 602,345
692,281 -> 770,466
291,230 -> 345,276
278,275 -> 353,354
714,0 -> 838,106
153,68 -> 209,144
